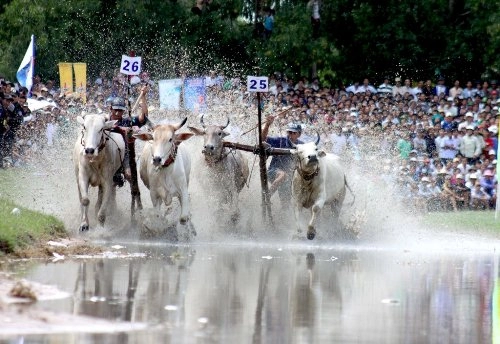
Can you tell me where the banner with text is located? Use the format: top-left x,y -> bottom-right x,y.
73,63 -> 87,103
58,62 -> 73,94
183,78 -> 206,113
159,78 -> 183,110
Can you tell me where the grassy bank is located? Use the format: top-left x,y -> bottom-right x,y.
422,210 -> 500,234
0,197 -> 67,256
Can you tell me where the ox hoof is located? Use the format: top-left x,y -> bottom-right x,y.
179,217 -> 188,225
307,227 -> 316,240
80,224 -> 89,232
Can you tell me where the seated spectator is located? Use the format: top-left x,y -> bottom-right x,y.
470,182 -> 491,210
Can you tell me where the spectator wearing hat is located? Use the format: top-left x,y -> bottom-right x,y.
470,180 -> 491,210
453,173 -> 470,209
479,169 -> 497,208
262,115 -> 303,204
458,112 -> 476,131
392,77 -> 406,97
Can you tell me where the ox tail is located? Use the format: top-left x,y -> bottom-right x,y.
344,175 -> 355,207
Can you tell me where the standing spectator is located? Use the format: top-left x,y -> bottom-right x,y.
377,77 -> 393,94
433,76 -> 449,97
359,78 -> 377,94
393,77 -> 406,96
263,7 -> 274,40
439,129 -> 460,165
396,131 -> 412,160
459,126 -> 482,164
462,80 -> 476,99
449,80 -> 463,98
308,0 -> 321,39
422,80 -> 433,100
412,80 -> 424,97
330,126 -> 347,156
412,129 -> 427,156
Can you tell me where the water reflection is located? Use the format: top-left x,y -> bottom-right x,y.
1,244 -> 498,344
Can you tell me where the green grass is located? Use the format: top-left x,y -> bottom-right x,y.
422,210 -> 500,234
0,197 -> 67,256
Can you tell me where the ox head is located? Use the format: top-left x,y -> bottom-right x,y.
133,117 -> 193,167
77,115 -> 116,158
290,133 -> 324,172
187,115 -> 230,159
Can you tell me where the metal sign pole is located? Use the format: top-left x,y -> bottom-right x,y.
257,91 -> 273,225
127,50 -> 142,223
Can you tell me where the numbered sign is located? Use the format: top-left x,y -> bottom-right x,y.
247,76 -> 269,92
120,55 -> 142,75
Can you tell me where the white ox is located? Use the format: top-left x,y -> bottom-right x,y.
73,114 -> 125,231
291,137 -> 353,240
188,116 -> 249,222
133,118 -> 194,226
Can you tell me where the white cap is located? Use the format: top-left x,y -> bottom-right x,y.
447,96 -> 454,102
465,111 -> 474,117
445,112 -> 453,117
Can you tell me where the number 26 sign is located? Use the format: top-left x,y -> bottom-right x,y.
247,76 -> 268,92
120,55 -> 142,75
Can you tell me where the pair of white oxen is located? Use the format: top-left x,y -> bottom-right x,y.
73,114 -> 351,240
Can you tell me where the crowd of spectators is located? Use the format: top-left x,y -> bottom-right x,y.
0,70 -> 498,213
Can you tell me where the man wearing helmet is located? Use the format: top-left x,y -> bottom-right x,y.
110,84 -> 149,185
262,115 -> 303,205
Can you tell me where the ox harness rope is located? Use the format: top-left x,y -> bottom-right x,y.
161,142 -> 178,168
295,157 -> 320,181
80,126 -> 127,173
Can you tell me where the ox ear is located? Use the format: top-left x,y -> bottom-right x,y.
104,120 -> 118,130
77,116 -> 85,126
318,150 -> 326,158
175,132 -> 194,145
221,130 -> 230,138
133,132 -> 154,141
187,126 -> 205,136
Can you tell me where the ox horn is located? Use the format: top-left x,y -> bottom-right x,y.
221,117 -> 230,130
175,117 -> 188,130
200,114 -> 206,129
315,131 -> 321,146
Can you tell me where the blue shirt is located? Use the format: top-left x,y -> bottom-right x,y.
266,136 -> 303,171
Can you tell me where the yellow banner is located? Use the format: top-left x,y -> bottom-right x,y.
73,62 -> 87,104
58,62 -> 73,95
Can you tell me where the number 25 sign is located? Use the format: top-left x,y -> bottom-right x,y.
120,55 -> 142,75
247,76 -> 268,92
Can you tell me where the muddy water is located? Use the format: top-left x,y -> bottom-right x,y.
1,241 -> 499,344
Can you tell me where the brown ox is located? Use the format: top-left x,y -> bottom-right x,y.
188,116 -> 249,222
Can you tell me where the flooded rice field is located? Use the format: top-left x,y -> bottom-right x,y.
1,116 -> 500,343
1,241 -> 499,343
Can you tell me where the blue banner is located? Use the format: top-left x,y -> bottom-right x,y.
183,78 -> 206,113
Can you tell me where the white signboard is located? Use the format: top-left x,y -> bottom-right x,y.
247,76 -> 268,92
120,55 -> 142,75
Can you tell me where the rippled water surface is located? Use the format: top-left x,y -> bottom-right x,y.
1,240 -> 499,344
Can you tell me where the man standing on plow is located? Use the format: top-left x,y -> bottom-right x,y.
109,84 -> 150,186
262,115 -> 303,208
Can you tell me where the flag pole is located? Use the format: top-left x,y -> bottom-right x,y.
495,120 -> 500,220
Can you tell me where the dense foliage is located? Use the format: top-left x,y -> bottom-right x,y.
0,0 -> 499,87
